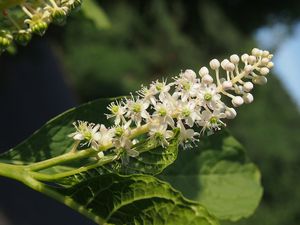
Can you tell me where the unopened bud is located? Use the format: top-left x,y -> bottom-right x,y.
243,82 -> 253,92
243,93 -> 254,104
209,59 -> 220,70
202,74 -> 213,84
222,81 -> 233,90
253,76 -> 267,85
225,107 -> 237,119
31,21 -> 48,36
260,67 -> 270,75
199,67 -> 209,77
14,30 -> 32,46
230,54 -> 240,64
232,96 -> 244,107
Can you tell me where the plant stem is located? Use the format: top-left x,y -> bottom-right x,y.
27,148 -> 96,171
0,162 -> 25,181
30,155 -> 117,182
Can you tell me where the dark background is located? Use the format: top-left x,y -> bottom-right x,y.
0,0 -> 300,224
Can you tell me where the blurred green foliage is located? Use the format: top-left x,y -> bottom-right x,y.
59,0 -> 300,225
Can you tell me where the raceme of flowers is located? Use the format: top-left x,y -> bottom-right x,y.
69,48 -> 274,157
0,0 -> 82,52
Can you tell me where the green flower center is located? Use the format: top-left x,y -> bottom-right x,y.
156,83 -> 163,91
204,93 -> 212,101
133,103 -> 141,113
111,105 -> 119,114
183,82 -> 190,91
115,127 -> 124,137
209,116 -> 218,124
182,108 -> 191,117
159,108 -> 167,116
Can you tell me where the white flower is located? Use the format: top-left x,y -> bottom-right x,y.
68,121 -> 100,149
177,120 -> 199,147
198,84 -> 222,110
95,125 -> 114,149
177,100 -> 201,127
152,102 -> 175,127
106,101 -> 126,125
125,97 -> 150,126
112,123 -> 132,150
149,121 -> 173,147
197,110 -> 226,135
150,79 -> 171,102
173,70 -> 200,101
137,85 -> 157,105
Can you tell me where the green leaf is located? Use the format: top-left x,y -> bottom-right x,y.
81,0 -> 111,29
160,130 -> 263,221
51,173 -> 219,225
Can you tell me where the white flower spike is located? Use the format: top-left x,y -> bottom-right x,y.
70,48 -> 273,155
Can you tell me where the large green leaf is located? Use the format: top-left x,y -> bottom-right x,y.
51,173 -> 219,225
160,130 -> 263,221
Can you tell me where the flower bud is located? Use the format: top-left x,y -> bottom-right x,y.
222,81 -> 233,90
244,65 -> 253,74
14,30 -> 32,46
232,96 -> 244,107
209,59 -> 220,70
243,82 -> 253,92
230,54 -> 240,64
261,57 -> 269,65
0,36 -> 11,51
253,76 -> 267,85
241,54 -> 249,62
51,8 -> 68,25
202,74 -> 213,84
221,59 -> 230,70
262,50 -> 270,57
260,67 -> 270,75
225,107 -> 237,119
68,0 -> 82,11
267,62 -> 274,69
224,62 -> 235,72
243,93 -> 254,104
31,21 -> 48,36
247,55 -> 257,64
251,48 -> 262,57
199,67 -> 209,77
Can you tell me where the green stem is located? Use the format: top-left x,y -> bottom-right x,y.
0,162 -> 25,181
0,162 -> 107,224
27,148 -> 97,171
30,155 -> 117,182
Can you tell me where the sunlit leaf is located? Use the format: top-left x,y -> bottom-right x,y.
160,130 -> 263,221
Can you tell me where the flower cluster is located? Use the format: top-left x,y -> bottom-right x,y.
0,0 -> 82,52
70,48 -> 273,156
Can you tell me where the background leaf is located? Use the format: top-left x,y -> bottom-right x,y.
81,0 -> 111,29
160,130 -> 263,221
